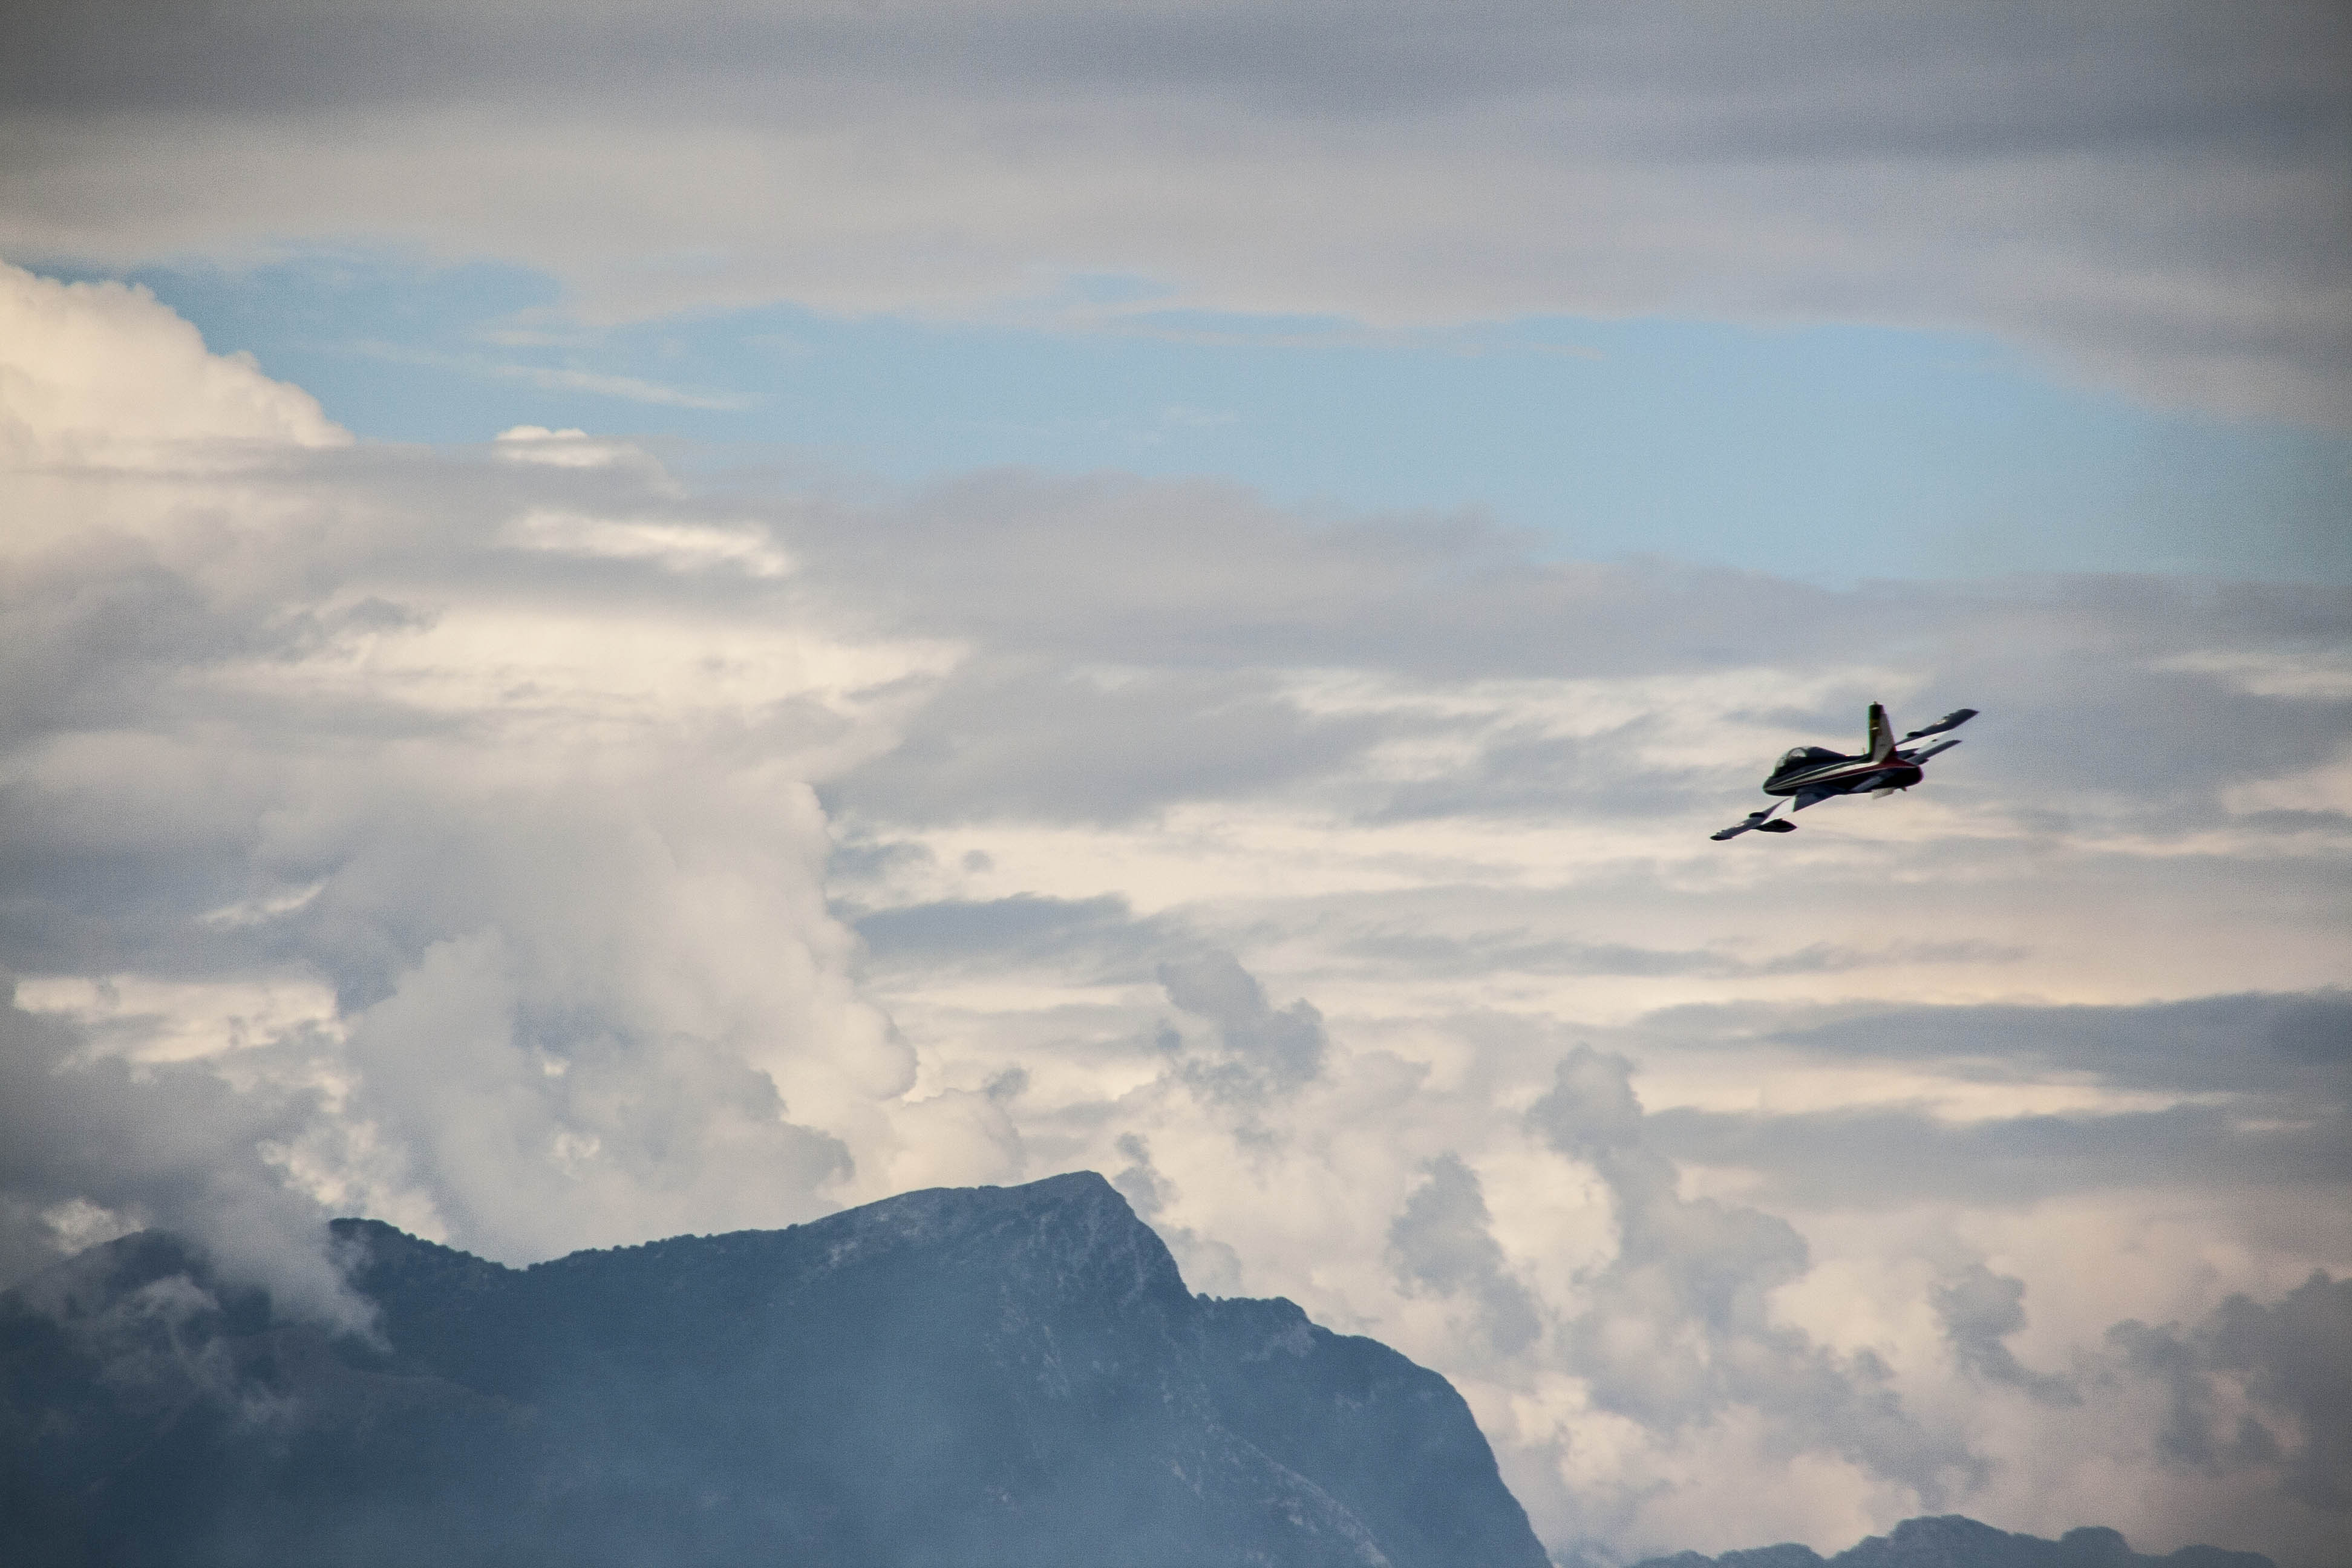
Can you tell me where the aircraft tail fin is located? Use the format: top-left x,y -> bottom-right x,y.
1867,702 -> 1895,763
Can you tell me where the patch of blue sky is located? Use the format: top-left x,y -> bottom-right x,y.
91,250 -> 2350,587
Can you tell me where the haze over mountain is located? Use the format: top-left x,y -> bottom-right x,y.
1,1172 -> 1549,1567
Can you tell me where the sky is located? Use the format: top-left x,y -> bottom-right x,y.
1,3 -> 2348,1565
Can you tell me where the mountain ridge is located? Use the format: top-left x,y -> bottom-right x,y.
1628,1511 -> 2276,1568
1,1171 -> 1547,1568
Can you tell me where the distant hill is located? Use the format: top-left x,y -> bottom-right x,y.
1632,1513 -> 2276,1568
0,1171 -> 1547,1568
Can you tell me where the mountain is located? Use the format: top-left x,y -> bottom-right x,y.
0,1171 -> 1549,1568
1631,1514 -> 2276,1568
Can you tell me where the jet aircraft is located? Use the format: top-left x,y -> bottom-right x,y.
1711,703 -> 1976,840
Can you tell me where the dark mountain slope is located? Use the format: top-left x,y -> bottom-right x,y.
1634,1513 -> 2276,1568
0,1172 -> 1548,1568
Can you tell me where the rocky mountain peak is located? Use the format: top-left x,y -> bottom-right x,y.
5,1172 -> 1546,1568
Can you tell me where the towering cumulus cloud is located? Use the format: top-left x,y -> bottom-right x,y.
1530,1049 -> 1974,1506
0,262 -> 924,1298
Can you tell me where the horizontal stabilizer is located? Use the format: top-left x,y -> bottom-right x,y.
1903,736 -> 1962,763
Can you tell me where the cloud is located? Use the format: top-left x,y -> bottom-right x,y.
829,658 -> 1387,826
2108,1271 -> 2352,1514
1388,1154 -> 1543,1358
2,261 -> 2348,1566
0,257 -> 924,1284
4,4 -> 2345,424
1933,1265 -> 2079,1405
0,263 -> 345,471
1644,1100 -> 2351,1210
1740,991 -> 2352,1102
1159,950 -> 1327,1103
1528,1048 -> 1978,1502
854,892 -> 1173,982
350,340 -> 755,410
338,923 -> 857,1263
768,472 -> 2352,886
1111,1131 -> 1244,1296
503,508 -> 792,577
0,982 -> 366,1332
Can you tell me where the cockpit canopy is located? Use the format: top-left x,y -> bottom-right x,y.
1774,745 -> 1840,773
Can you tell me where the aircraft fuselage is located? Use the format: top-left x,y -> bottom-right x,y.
1763,753 -> 1923,798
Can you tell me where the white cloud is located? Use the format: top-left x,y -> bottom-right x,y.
494,424 -> 639,466
503,507 -> 794,577
0,262 -> 345,471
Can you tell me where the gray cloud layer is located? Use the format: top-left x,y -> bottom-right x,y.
2109,1271 -> 2352,1516
5,1 -> 2346,423
1649,991 -> 2352,1104
1935,1264 -> 2079,1406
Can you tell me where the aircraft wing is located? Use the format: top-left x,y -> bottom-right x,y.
1711,802 -> 1797,841
1899,707 -> 1978,743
